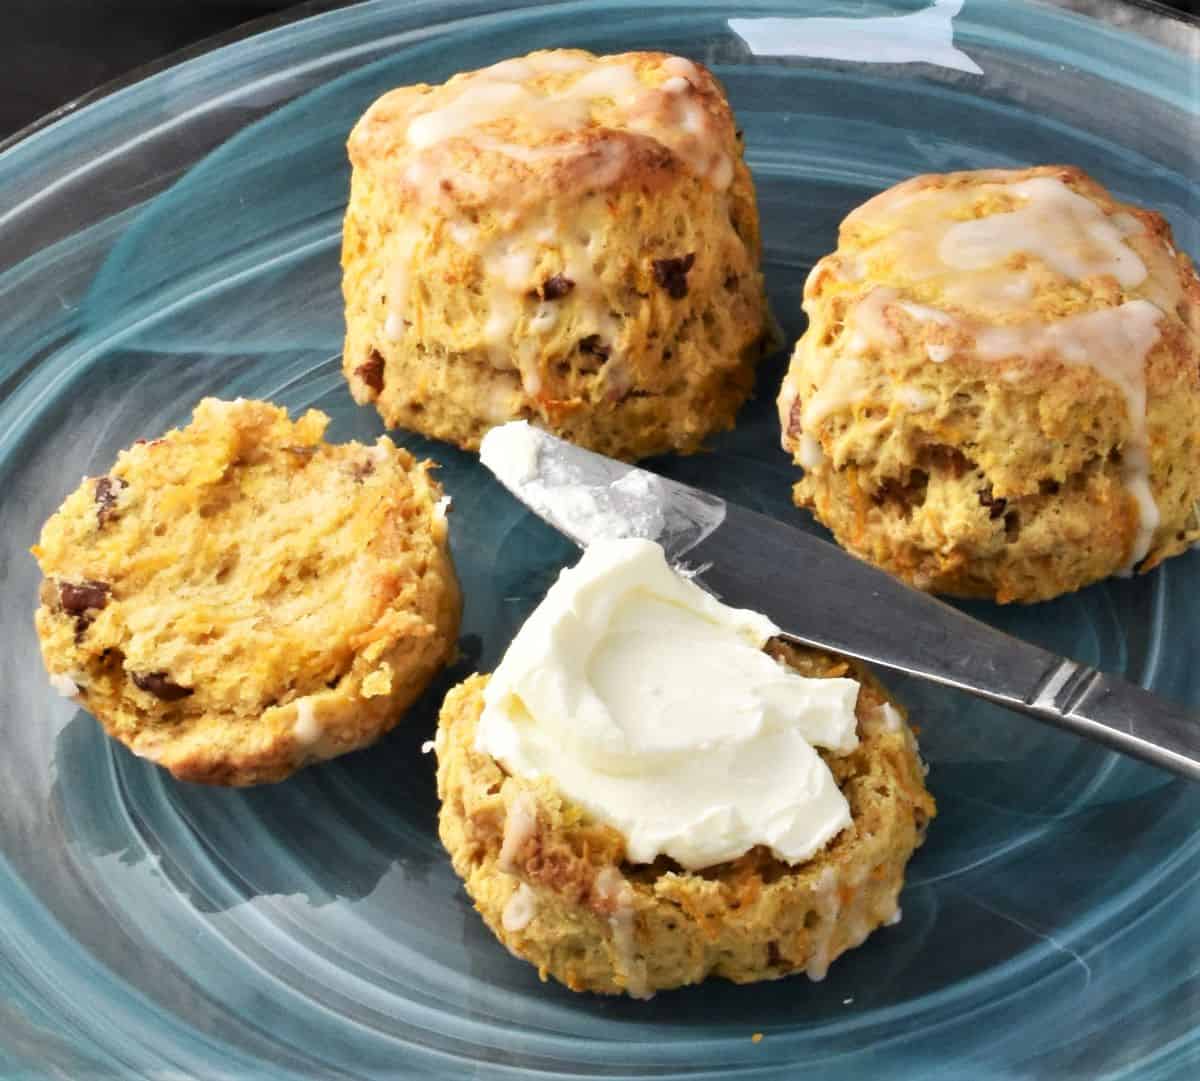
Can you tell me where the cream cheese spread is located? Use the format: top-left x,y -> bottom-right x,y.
475,538 -> 860,870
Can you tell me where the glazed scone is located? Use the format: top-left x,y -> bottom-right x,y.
436,647 -> 932,997
342,48 -> 772,460
32,398 -> 460,785
435,540 -> 934,997
778,165 -> 1200,603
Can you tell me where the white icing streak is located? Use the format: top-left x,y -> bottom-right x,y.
595,867 -> 650,999
797,432 -> 825,470
843,174 -> 1147,316
976,300 -> 1163,568
292,700 -> 322,746
384,219 -> 423,329
804,866 -> 897,982
498,791 -> 538,873
873,702 -> 904,732
790,170 -> 1167,567
805,867 -> 842,982
895,385 -> 936,412
396,51 -> 730,191
476,208 -> 618,385
373,51 -> 732,377
389,201 -> 619,393
800,352 -> 866,433
483,376 -> 524,423
48,672 -> 80,699
501,883 -> 538,932
898,300 -> 953,326
846,286 -> 901,353
940,177 -> 1147,287
799,286 -> 921,432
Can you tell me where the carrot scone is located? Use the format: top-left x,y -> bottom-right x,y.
32,398 -> 460,785
342,48 -> 772,460
435,539 -> 933,997
778,165 -> 1200,603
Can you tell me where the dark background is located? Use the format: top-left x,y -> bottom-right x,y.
0,0 -> 1194,141
0,0 -> 296,138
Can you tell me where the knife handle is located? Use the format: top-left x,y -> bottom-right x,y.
694,507 -> 1200,782
1015,658 -> 1200,779
774,630 -> 1200,782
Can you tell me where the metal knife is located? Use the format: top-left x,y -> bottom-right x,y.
480,422 -> 1200,782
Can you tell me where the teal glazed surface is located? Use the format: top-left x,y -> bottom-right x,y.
1,1 -> 1198,1077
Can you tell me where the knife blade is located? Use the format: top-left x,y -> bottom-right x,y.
480,421 -> 1200,782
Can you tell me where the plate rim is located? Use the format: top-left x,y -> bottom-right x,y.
0,0 -> 1195,161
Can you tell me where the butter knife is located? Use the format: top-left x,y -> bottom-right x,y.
480,422 -> 1200,781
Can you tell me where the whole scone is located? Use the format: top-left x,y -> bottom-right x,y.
32,398 -> 461,785
435,643 -> 934,997
342,48 -> 772,460
778,165 -> 1200,603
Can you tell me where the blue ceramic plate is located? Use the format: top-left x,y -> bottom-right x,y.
1,1 -> 1197,1077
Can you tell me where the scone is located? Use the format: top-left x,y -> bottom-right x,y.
342,48 -> 772,460
435,540 -> 934,997
778,165 -> 1200,603
32,398 -> 460,785
437,649 -> 931,997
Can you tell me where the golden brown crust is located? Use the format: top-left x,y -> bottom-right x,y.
778,165 -> 1200,603
341,48 -> 772,460
32,398 -> 461,785
346,50 -> 741,208
435,644 -> 934,996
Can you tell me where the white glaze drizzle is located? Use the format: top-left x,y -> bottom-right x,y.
797,284 -> 906,432
898,301 -> 953,325
48,672 -> 80,700
595,867 -> 650,998
393,52 -> 729,192
293,700 -> 322,746
800,354 -> 866,433
895,385 -> 936,412
805,866 -> 842,982
873,702 -> 904,732
382,219 -> 425,337
369,52 -> 730,366
842,174 -> 1148,315
797,432 -> 826,470
790,170 -> 1169,568
472,208 -> 619,383
939,177 -> 1147,287
805,865 -> 898,981
846,286 -> 901,353
498,791 -> 538,873
501,883 -> 538,932
483,375 -> 524,423
389,199 -> 621,392
975,300 -> 1163,569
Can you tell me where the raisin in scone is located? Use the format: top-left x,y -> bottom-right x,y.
778,165 -> 1200,603
32,398 -> 460,785
434,540 -> 934,997
342,48 -> 773,460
